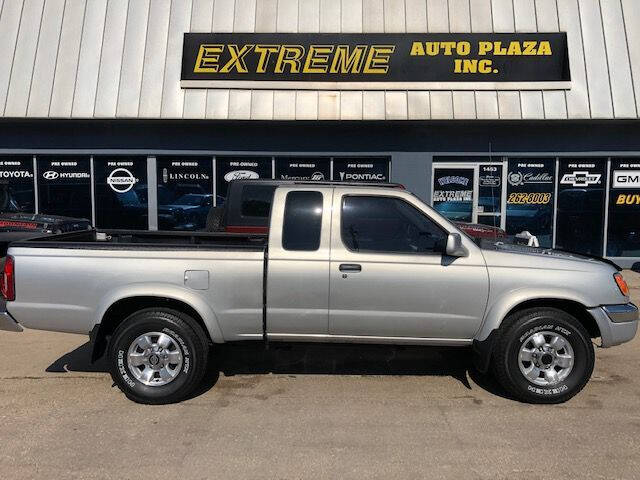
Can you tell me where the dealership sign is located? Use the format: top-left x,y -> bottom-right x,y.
613,170 -> 640,188
276,158 -> 329,181
181,33 -> 570,90
333,159 -> 389,182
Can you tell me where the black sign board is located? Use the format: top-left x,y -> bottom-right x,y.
332,158 -> 390,182
556,159 -> 606,255
275,157 -> 330,181
37,156 -> 91,219
216,156 -> 272,201
182,33 -> 569,89
0,155 -> 35,213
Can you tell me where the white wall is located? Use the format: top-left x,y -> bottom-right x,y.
0,0 -> 637,120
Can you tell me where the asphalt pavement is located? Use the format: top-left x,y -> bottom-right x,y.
1,272 -> 639,479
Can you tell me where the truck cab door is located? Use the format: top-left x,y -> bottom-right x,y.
266,187 -> 333,337
328,189 -> 489,341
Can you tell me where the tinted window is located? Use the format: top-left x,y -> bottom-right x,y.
506,158 -> 555,247
282,191 -> 323,251
156,156 -> 213,231
241,185 -> 276,217
556,158 -> 606,255
0,155 -> 35,213
215,156 -> 272,202
94,157 -> 148,229
607,158 -> 640,257
37,156 -> 92,219
432,168 -> 474,223
342,196 -> 446,254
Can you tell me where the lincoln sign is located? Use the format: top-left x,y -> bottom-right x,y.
181,33 -> 570,90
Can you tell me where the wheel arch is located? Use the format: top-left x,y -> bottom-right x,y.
472,295 -> 600,374
90,289 -> 225,363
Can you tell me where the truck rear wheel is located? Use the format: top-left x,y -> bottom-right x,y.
107,309 -> 209,404
491,308 -> 595,404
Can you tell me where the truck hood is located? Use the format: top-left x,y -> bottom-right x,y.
480,240 -> 621,271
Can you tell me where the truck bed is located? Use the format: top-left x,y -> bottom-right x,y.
8,229 -> 268,251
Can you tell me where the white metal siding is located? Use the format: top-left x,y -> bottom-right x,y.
1,0 -> 638,121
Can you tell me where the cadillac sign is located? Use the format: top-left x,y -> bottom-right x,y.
181,32 -> 570,90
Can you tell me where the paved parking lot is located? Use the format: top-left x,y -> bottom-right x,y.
1,272 -> 639,479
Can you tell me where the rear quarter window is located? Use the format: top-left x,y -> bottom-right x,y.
282,191 -> 323,251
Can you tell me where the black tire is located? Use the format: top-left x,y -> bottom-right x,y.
205,206 -> 225,232
492,308 -> 595,404
107,308 -> 209,405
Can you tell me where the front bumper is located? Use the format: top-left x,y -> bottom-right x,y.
0,299 -> 22,332
588,303 -> 638,347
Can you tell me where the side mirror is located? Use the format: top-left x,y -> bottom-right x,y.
632,262 -> 640,273
445,233 -> 468,257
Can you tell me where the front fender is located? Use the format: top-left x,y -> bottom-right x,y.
94,282 -> 226,343
474,287 -> 595,342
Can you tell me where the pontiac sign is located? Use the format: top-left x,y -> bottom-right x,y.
181,33 -> 570,90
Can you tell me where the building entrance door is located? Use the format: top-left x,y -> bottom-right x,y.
432,162 -> 505,229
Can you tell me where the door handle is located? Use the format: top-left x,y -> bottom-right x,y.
339,263 -> 362,272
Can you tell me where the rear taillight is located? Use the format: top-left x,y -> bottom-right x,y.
1,255 -> 15,301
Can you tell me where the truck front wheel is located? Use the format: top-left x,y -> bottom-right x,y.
492,308 -> 595,404
107,309 -> 209,404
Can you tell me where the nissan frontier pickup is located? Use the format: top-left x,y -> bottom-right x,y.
0,181 -> 637,404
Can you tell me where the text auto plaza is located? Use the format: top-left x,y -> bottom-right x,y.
0,0 -> 639,266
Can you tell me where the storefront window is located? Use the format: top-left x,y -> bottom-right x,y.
556,158 -> 606,255
506,158 -> 555,247
0,155 -> 35,213
275,157 -> 330,181
432,167 -> 474,223
37,156 -> 91,220
607,158 -> 640,257
94,157 -> 148,230
332,157 -> 390,182
215,156 -> 273,204
156,157 -> 213,230
477,164 -> 503,228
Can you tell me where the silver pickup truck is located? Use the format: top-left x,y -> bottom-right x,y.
0,182 -> 637,404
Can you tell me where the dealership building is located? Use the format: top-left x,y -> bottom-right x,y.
0,0 -> 639,265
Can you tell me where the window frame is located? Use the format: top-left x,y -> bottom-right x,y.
339,194 -> 448,256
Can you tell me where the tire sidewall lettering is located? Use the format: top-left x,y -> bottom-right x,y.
162,327 -> 190,374
519,323 -> 571,343
527,384 -> 568,396
117,349 -> 136,388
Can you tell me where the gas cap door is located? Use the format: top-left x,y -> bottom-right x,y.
184,270 -> 209,290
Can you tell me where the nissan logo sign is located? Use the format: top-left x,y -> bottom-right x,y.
107,168 -> 137,193
43,170 -> 59,180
